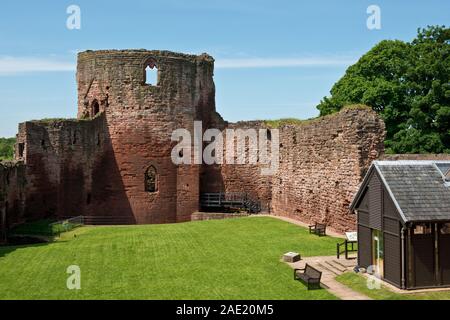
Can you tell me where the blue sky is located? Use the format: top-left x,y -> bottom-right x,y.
0,0 -> 449,137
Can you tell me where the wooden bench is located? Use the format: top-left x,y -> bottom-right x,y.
309,222 -> 326,236
294,264 -> 322,290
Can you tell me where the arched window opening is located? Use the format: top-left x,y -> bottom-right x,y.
144,59 -> 158,86
145,165 -> 158,193
92,100 -> 100,117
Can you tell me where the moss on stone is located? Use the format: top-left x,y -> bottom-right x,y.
264,104 -> 372,128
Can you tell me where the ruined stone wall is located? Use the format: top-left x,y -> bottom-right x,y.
216,121 -> 273,211
271,107 -> 385,233
0,162 -> 26,242
16,116 -> 108,221
381,154 -> 450,160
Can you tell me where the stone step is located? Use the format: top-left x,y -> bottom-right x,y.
332,259 -> 349,269
334,257 -> 358,268
315,262 -> 343,276
325,260 -> 348,273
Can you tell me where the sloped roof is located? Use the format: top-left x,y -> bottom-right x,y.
351,160 -> 450,222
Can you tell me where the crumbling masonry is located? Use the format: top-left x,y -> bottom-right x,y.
0,50 -> 385,238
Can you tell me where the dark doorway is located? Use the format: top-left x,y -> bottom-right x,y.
411,223 -> 435,287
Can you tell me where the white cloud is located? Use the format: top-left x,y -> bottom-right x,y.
215,56 -> 357,69
0,54 -> 357,74
0,56 -> 76,75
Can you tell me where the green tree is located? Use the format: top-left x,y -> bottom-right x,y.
0,137 -> 16,161
317,25 -> 450,153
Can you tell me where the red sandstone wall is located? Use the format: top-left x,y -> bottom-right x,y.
0,162 -> 26,241
16,116 -> 111,221
381,154 -> 450,160
271,107 -> 385,233
218,121 -> 273,212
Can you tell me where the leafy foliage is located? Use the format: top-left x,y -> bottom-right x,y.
0,137 -> 15,161
317,26 -> 450,153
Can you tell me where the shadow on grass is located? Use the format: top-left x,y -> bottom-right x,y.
0,219 -> 78,257
0,242 -> 51,259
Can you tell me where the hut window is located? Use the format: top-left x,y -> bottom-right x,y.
144,59 -> 158,86
145,165 -> 158,193
413,223 -> 432,235
441,223 -> 450,235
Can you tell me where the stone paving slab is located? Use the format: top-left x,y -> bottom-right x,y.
286,255 -> 372,300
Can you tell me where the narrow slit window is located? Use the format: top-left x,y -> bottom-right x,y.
267,129 -> 272,141
18,143 -> 25,158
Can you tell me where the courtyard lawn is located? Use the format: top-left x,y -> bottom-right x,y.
336,272 -> 450,300
0,216 -> 339,300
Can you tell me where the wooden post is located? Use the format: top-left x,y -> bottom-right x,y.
408,226 -> 414,288
345,240 -> 349,260
435,223 -> 440,286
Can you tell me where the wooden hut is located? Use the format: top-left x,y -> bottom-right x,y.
350,160 -> 450,289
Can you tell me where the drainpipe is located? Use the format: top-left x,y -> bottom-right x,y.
401,226 -> 406,289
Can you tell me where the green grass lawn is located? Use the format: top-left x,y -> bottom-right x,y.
0,216 -> 340,300
336,272 -> 450,300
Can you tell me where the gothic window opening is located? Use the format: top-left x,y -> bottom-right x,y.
144,59 -> 158,86
145,165 -> 158,193
92,100 -> 100,117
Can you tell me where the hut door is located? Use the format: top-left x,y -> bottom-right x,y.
411,223 -> 435,287
372,230 -> 384,277
439,223 -> 450,286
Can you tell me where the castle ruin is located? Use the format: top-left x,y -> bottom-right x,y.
0,50 -> 385,240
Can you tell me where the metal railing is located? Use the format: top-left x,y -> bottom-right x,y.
49,216 -> 85,236
336,240 -> 358,259
200,192 -> 262,213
